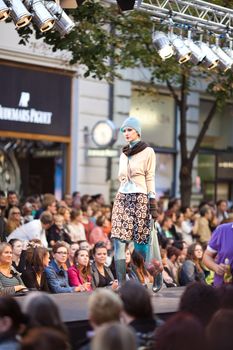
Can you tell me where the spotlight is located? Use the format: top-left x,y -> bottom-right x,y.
24,0 -> 55,32
184,39 -> 206,65
211,45 -> 233,72
168,33 -> 191,64
0,0 -> 10,21
222,46 -> 233,60
152,31 -> 174,60
196,42 -> 219,70
45,1 -> 75,36
116,0 -> 135,11
7,0 -> 32,28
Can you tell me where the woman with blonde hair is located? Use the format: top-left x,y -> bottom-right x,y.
91,323 -> 136,350
5,207 -> 22,235
0,242 -> 26,295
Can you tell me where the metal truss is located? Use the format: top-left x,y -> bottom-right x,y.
108,0 -> 233,35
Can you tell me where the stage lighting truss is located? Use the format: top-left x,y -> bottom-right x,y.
0,0 -> 75,35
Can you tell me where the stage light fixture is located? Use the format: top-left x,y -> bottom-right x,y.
0,0 -> 10,21
7,0 -> 32,28
45,1 -> 75,36
168,33 -> 191,64
152,31 -> 174,60
184,31 -> 206,65
24,0 -> 55,32
195,42 -> 219,70
116,0 -> 135,11
210,44 -> 233,72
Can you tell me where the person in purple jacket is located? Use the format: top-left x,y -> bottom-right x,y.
203,223 -> 233,287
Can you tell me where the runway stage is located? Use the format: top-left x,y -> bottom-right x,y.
17,286 -> 185,348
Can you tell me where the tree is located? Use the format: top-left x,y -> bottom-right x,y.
16,0 -> 233,205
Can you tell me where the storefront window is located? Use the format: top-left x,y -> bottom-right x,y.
130,90 -> 175,148
200,100 -> 233,149
156,153 -> 174,197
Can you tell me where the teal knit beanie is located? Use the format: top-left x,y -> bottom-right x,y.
120,117 -> 141,136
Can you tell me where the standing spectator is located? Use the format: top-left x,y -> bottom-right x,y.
7,211 -> 53,248
62,193 -> 73,208
21,202 -> 34,224
81,205 -> 95,243
196,205 -> 212,247
68,249 -> 92,291
180,206 -> 198,246
203,222 -> 233,287
217,200 -> 229,224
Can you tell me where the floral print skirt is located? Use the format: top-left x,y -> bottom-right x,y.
111,192 -> 151,244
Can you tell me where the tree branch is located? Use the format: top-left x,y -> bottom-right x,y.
166,79 -> 181,107
179,73 -> 188,162
188,99 -> 218,165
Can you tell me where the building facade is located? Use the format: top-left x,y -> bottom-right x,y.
0,21 -> 233,204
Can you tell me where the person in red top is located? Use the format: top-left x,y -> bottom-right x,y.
68,249 -> 91,292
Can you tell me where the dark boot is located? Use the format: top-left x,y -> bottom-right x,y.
152,272 -> 163,293
115,259 -> 126,286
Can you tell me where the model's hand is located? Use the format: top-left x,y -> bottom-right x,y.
149,198 -> 159,220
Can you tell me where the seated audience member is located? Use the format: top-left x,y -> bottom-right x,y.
0,242 -> 26,295
179,282 -> 220,327
155,312 -> 205,350
22,292 -> 68,337
78,240 -> 91,252
9,239 -> 25,272
0,296 -> 25,350
91,242 -> 118,290
91,323 -> 136,350
47,214 -> 72,247
5,207 -> 22,235
160,249 -> 177,287
79,288 -> 123,350
165,246 -> 181,285
68,209 -> 86,243
7,211 -> 53,248
131,250 -> 153,285
206,309 -> 233,350
68,249 -> 92,292
89,215 -> 110,247
179,243 -> 206,286
21,246 -> 50,292
66,242 -> 79,268
44,242 -> 80,293
125,248 -> 140,281
119,280 -> 161,349
21,328 -> 70,350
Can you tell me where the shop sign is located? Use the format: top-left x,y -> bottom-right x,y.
217,154 -> 233,179
0,65 -> 71,137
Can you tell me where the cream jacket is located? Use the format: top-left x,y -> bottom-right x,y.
118,147 -> 156,195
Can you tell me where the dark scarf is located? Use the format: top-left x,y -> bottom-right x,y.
122,141 -> 149,157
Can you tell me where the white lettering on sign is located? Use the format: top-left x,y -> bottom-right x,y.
0,105 -> 52,125
218,162 -> 233,169
18,92 -> 30,108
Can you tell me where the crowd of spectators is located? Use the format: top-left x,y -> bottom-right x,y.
0,189 -> 233,349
